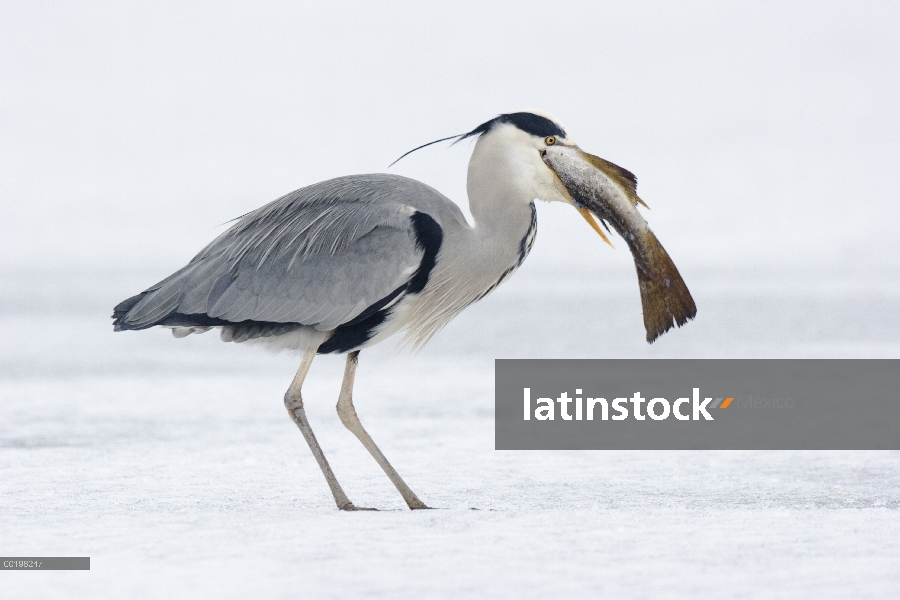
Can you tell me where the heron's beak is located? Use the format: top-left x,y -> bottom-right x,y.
541,144 -> 648,251
574,206 -> 615,248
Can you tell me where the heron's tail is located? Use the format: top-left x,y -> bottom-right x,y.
631,230 -> 697,343
112,261 -> 206,331
112,292 -> 152,331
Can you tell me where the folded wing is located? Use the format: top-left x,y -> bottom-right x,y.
113,175 -> 440,338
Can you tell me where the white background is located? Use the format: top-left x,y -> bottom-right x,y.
2,1 -> 899,597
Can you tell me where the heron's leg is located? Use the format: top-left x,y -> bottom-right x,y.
336,351 -> 430,510
284,346 -> 371,511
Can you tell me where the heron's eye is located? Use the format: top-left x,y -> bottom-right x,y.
545,136 -> 556,146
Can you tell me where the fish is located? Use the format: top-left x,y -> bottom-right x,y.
542,145 -> 697,343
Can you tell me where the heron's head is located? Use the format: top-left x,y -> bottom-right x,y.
460,110 -> 576,203
461,111 -> 625,246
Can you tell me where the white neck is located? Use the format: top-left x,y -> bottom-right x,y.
400,124 -> 559,347
466,125 -> 543,229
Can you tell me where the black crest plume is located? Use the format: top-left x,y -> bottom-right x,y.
388,112 -> 566,167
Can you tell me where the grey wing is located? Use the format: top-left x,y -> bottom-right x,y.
113,175 -> 442,338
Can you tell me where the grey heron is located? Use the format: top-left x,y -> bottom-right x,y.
112,111 -> 696,510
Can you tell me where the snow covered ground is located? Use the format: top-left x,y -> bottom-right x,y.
2,267 -> 899,598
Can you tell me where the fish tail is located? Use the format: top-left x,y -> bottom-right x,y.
633,230 -> 697,343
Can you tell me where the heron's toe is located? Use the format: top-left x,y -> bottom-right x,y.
339,503 -> 378,511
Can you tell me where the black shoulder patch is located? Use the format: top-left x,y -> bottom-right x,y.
460,112 -> 566,141
407,211 -> 443,294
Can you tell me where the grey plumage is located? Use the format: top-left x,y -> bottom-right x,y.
114,174 -> 471,349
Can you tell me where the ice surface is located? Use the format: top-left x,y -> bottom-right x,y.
2,267 -> 899,599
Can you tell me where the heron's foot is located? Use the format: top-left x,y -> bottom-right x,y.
408,500 -> 432,510
339,502 -> 378,511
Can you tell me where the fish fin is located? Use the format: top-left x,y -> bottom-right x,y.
633,230 -> 697,343
579,152 -> 649,209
